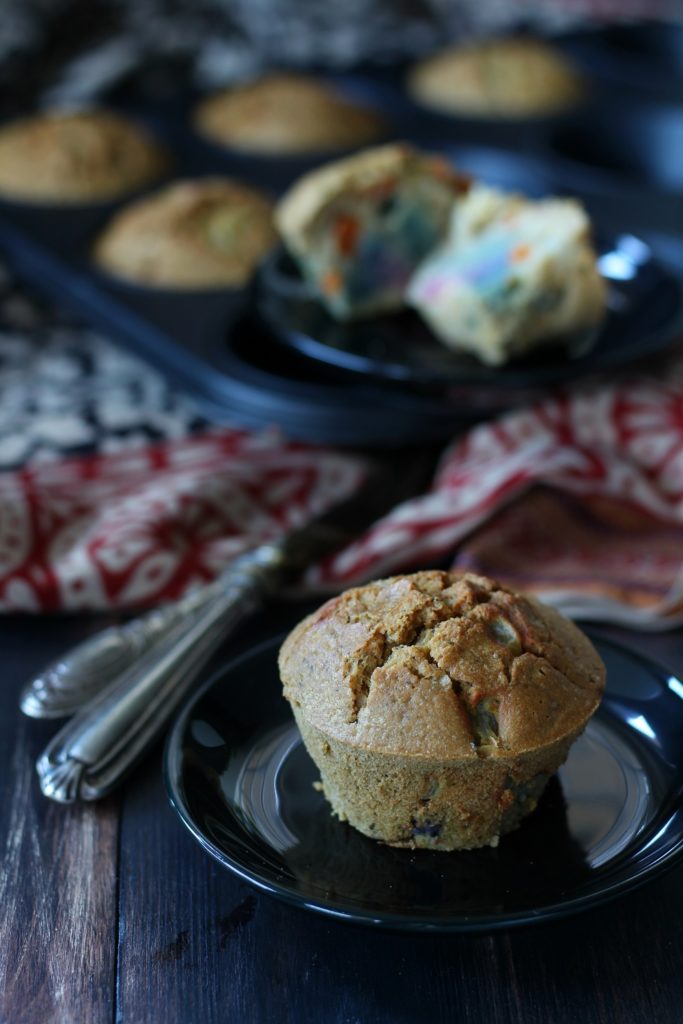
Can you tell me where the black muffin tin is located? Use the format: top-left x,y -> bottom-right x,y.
0,26 -> 682,447
558,21 -> 683,100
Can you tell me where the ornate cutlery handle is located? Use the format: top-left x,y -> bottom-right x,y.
36,545 -> 283,803
20,583 -> 221,719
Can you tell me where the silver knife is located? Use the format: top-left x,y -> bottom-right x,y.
33,456 -> 432,804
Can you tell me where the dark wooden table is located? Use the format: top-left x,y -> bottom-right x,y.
3,605 -> 683,1024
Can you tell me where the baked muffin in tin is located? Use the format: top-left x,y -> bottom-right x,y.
407,37 -> 584,120
194,72 -> 385,155
279,570 -> 605,852
93,177 -> 277,289
0,109 -> 167,204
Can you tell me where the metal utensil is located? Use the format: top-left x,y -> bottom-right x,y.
20,492 -> 359,723
36,542 -> 282,803
33,454 -> 436,803
20,582 -> 222,719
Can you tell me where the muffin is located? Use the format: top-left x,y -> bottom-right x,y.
194,73 -> 385,155
407,37 -> 584,119
407,185 -> 606,365
279,570 -> 605,852
275,143 -> 470,319
93,178 -> 277,289
0,109 -> 167,204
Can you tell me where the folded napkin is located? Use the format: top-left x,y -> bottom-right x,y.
310,354 -> 683,629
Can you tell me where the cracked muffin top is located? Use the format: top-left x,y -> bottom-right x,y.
279,570 -> 605,759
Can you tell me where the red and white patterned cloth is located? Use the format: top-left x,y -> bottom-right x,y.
3,357 -> 683,627
0,429 -> 366,611
310,356 -> 683,629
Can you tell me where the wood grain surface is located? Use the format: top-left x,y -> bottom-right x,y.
0,617 -> 119,1024
2,610 -> 683,1024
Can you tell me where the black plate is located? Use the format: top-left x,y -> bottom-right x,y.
257,234 -> 683,389
165,634 -> 683,932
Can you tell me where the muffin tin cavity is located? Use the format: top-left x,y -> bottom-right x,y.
559,23 -> 683,98
551,105 -> 683,192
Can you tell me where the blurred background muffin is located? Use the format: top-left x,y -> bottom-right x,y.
194,72 -> 385,155
407,37 -> 585,119
93,177 -> 276,288
0,109 -> 167,203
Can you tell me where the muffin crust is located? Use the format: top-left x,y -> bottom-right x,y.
0,109 -> 167,203
93,177 -> 276,288
408,37 -> 584,119
195,73 -> 384,154
279,571 -> 605,850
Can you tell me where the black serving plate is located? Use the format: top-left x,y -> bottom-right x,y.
165,634 -> 683,932
256,233 -> 683,389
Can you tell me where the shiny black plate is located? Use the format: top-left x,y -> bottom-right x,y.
256,234 -> 683,388
165,634 -> 683,931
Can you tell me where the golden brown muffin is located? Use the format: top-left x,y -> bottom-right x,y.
93,178 -> 277,289
407,37 -> 584,119
194,72 -> 385,155
279,570 -> 605,852
0,109 -> 167,204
